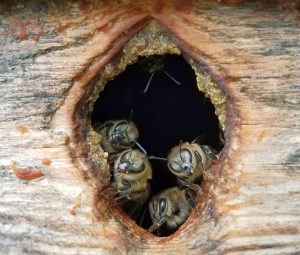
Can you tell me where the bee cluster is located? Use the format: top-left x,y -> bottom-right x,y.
95,119 -> 219,236
90,54 -> 223,236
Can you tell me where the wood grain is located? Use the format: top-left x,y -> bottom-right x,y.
0,1 -> 299,254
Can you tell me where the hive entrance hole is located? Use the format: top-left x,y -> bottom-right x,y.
91,54 -> 223,236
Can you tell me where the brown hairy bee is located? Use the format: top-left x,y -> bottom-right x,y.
113,149 -> 152,208
148,186 -> 199,233
139,55 -> 181,93
95,119 -> 145,154
167,141 -> 218,186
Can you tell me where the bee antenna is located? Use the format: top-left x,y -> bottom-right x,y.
179,140 -> 184,162
163,70 -> 181,85
148,156 -> 168,161
134,141 -> 147,155
124,122 -> 130,132
143,73 -> 154,93
191,133 -> 206,144
94,121 -> 111,132
129,109 -> 134,121
114,194 -> 128,203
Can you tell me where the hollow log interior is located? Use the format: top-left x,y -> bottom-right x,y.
90,53 -> 223,234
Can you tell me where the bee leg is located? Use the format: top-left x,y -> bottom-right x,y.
128,202 -> 143,220
113,194 -> 129,205
194,151 -> 202,164
156,229 -> 163,237
162,70 -> 181,85
177,177 -> 190,188
139,206 -> 148,226
186,184 -> 202,214
101,185 -> 117,199
186,194 -> 197,209
101,185 -> 117,196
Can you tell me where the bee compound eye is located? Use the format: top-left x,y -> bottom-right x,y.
181,149 -> 193,163
118,162 -> 128,170
158,198 -> 167,214
169,160 -> 182,173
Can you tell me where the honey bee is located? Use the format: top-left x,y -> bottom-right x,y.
148,186 -> 199,234
94,120 -> 146,154
167,141 -> 218,187
113,149 -> 152,208
139,55 -> 181,93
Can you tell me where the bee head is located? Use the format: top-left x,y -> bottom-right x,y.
139,55 -> 166,74
168,145 -> 196,177
108,120 -> 139,148
148,197 -> 169,232
117,149 -> 145,173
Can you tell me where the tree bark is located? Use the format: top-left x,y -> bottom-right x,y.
0,1 -> 300,255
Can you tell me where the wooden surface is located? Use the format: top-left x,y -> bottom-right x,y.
0,1 -> 300,254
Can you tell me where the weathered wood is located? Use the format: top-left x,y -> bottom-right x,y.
0,1 -> 300,255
